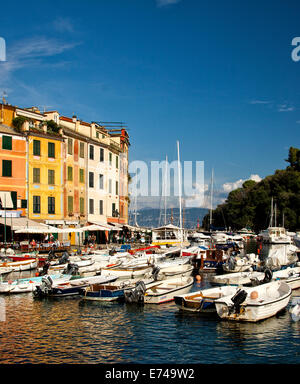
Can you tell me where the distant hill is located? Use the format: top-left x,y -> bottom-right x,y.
128,207 -> 209,229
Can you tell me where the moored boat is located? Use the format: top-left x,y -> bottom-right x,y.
0,259 -> 37,272
174,285 -> 241,313
214,281 -> 292,322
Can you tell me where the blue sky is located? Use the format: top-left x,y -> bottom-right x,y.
0,0 -> 300,208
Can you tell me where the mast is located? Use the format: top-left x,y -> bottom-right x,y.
177,141 -> 183,243
164,155 -> 168,226
209,169 -> 214,231
274,203 -> 277,227
269,197 -> 273,228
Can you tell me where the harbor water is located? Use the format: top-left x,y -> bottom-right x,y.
0,243 -> 299,364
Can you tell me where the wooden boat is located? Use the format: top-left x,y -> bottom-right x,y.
0,259 -> 37,271
33,274 -> 118,297
141,276 -> 194,304
214,281 -> 292,322
100,265 -> 152,279
0,274 -> 71,294
81,278 -> 157,302
174,285 -> 240,313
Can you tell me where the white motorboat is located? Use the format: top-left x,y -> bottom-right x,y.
157,264 -> 194,279
174,285 -> 241,313
215,281 -> 292,322
259,227 -> 292,244
100,264 -> 152,279
210,270 -> 265,286
0,259 -> 37,272
0,267 -> 13,276
0,274 -> 72,294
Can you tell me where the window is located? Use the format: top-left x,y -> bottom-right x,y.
112,203 -> 116,216
80,142 -> 85,158
100,148 -> 104,162
33,168 -> 40,183
109,179 -> 112,194
67,138 -> 73,155
21,199 -> 27,209
116,156 -> 119,169
33,140 -> 40,156
89,199 -> 94,214
67,166 -> 73,181
109,152 -> 112,166
79,169 -> 84,183
33,196 -> 41,213
99,200 -> 103,215
116,181 -> 119,195
2,136 -> 12,150
48,142 -> 55,158
89,172 -> 94,188
48,197 -> 55,214
2,160 -> 12,177
80,197 -> 84,214
68,196 -> 73,213
96,131 -> 99,139
89,145 -> 94,160
99,174 -> 104,189
48,170 -> 55,185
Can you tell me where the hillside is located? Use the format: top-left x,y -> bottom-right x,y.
202,147 -> 300,232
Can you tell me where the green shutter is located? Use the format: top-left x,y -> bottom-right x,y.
2,160 -> 12,177
48,142 -> 55,158
68,166 -> 73,181
33,168 -> 40,183
80,197 -> 84,214
68,196 -> 73,213
2,136 -> 12,150
48,170 -> 55,185
33,140 -> 41,156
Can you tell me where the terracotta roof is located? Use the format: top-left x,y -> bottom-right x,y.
0,124 -> 23,136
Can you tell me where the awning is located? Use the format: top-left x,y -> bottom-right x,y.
0,217 -> 50,230
14,225 -> 64,234
81,224 -> 112,232
0,191 -> 13,208
45,220 -> 65,225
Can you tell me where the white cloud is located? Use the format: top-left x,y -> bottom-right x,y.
53,17 -> 74,33
222,174 -> 262,193
249,100 -> 271,105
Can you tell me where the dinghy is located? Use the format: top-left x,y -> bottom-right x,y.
0,259 -> 37,272
214,281 -> 291,322
125,276 -> 194,304
33,274 -> 118,298
100,265 -> 152,279
0,274 -> 71,294
174,285 -> 241,313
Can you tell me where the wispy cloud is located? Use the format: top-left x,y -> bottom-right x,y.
278,104 -> 294,112
156,0 -> 181,7
53,17 -> 75,33
249,100 -> 272,105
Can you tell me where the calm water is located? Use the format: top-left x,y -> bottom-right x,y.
0,243 -> 299,364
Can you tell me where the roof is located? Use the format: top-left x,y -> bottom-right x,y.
0,124 -> 23,137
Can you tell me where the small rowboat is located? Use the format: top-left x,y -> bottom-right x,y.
174,285 -> 240,313
126,276 -> 194,305
0,259 -> 37,271
215,281 -> 292,322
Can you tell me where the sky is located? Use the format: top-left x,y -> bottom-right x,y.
0,0 -> 300,209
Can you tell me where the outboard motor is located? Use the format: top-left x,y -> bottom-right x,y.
63,263 -> 79,275
47,250 -> 56,261
152,266 -> 160,281
59,251 -> 70,265
40,261 -> 50,276
33,275 -> 53,298
262,268 -> 273,284
229,289 -> 248,315
124,281 -> 147,304
109,248 -> 116,256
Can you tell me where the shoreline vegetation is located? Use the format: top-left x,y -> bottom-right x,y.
202,147 -> 300,232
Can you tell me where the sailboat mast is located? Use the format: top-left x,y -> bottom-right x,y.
274,203 -> 277,227
177,141 -> 183,242
269,197 -> 273,228
209,169 -> 214,230
164,155 -> 168,226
